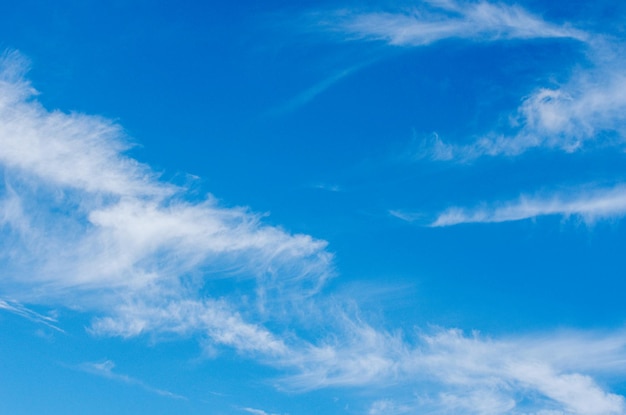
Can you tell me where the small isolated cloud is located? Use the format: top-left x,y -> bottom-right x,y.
320,0 -> 585,47
431,184 -> 626,226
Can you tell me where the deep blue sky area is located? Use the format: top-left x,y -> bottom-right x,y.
1,1 -> 626,414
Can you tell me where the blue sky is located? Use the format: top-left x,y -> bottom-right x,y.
1,1 -> 626,414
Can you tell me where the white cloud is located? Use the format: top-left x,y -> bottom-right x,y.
509,362 -> 624,415
0,54 -> 169,198
0,50 -> 332,356
282,318 -> 408,389
431,184 -> 626,226
427,55 -> 626,160
281,326 -> 626,414
313,2 -> 626,161
417,329 -> 626,414
324,0 -> 584,47
89,299 -> 289,356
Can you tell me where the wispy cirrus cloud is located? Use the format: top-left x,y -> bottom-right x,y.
281,325 -> 626,415
389,5 -> 626,161
424,49 -> 626,161
78,360 -> 186,400
0,49 -> 332,353
89,298 -> 289,357
0,54 -> 170,198
388,209 -> 425,223
241,407 -> 284,415
419,329 -> 626,415
0,298 -> 64,333
313,1 -> 625,162
320,0 -> 585,47
430,184 -> 626,226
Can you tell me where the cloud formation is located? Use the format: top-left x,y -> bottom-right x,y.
2,49 -> 626,414
314,0 -> 626,161
0,49 -> 332,349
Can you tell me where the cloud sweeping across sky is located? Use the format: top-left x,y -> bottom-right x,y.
2,48 -> 626,414
2,1 -> 626,414
0,49 -> 332,351
281,326 -> 626,414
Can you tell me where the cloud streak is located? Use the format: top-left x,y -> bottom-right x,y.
241,408 -> 283,415
78,360 -> 186,400
322,0 -> 585,47
431,184 -> 626,226
0,298 -> 64,333
268,64 -> 363,115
